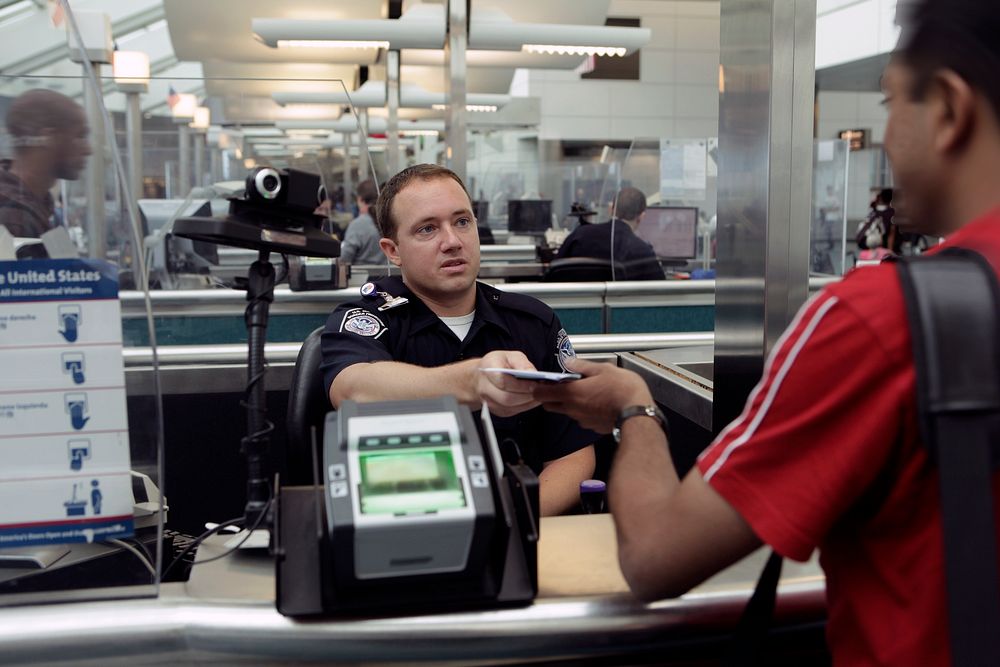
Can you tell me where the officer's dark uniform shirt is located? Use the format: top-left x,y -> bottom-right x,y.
556,219 -> 665,280
320,276 -> 596,474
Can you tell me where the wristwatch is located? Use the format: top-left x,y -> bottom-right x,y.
613,405 -> 668,443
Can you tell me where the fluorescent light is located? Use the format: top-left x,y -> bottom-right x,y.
253,4 -> 446,51
171,93 -> 198,120
275,39 -> 389,49
523,44 -> 627,57
112,50 -> 150,90
189,106 -> 211,130
470,9 -> 650,56
432,104 -> 499,112
400,129 -> 441,136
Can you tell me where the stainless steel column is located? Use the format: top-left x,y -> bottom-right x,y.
387,50 -> 400,176
209,147 -> 221,185
193,130 -> 205,190
82,62 -> 106,259
358,109 -> 370,182
124,91 -> 143,203
714,0 -> 816,433
342,132 -> 352,210
177,124 -> 191,196
444,0 -> 468,182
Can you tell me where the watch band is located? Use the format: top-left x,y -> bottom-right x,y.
613,404 -> 668,443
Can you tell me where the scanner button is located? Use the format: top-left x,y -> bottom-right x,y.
387,436 -> 402,445
467,455 -> 485,471
328,464 -> 347,481
429,434 -> 444,443
330,481 -> 349,498
363,437 -> 380,447
407,435 -> 422,444
471,471 -> 489,488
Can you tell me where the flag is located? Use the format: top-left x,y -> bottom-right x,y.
47,0 -> 65,28
166,86 -> 180,110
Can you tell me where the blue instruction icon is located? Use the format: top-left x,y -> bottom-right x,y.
58,304 -> 82,343
62,352 -> 86,385
64,482 -> 87,517
68,439 -> 91,471
90,480 -> 102,515
64,393 -> 89,430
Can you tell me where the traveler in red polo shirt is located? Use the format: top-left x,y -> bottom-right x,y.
533,1 -> 1000,664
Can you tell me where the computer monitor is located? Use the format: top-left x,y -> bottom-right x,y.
138,199 -> 219,272
472,200 -> 489,223
635,206 -> 698,260
507,199 -> 553,234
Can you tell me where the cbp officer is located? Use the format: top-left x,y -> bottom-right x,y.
320,164 -> 595,516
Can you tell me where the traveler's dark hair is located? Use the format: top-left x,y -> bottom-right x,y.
614,187 -> 647,222
6,89 -> 86,149
894,0 -> 1000,119
356,179 -> 378,207
374,164 -> 471,240
879,188 -> 893,205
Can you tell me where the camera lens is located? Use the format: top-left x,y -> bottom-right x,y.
252,167 -> 282,200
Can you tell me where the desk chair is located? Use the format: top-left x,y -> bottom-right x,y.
543,257 -> 627,282
285,327 -> 329,485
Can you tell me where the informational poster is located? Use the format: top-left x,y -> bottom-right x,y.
0,259 -> 133,548
660,139 -> 708,202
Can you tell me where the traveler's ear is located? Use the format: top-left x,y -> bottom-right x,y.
930,69 -> 976,155
379,238 -> 401,266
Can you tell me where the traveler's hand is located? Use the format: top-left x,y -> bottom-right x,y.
476,350 -> 541,417
532,358 -> 653,433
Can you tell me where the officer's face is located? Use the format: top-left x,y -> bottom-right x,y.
379,176 -> 480,302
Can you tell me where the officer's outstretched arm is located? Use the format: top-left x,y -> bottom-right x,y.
539,445 -> 595,516
330,349 -> 541,417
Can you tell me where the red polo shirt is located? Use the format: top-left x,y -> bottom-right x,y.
698,209 -> 1000,666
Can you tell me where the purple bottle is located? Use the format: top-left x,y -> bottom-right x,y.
579,479 -> 607,514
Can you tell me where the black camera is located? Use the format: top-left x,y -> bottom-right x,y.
244,166 -> 327,215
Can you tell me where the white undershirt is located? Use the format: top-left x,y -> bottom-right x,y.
438,311 -> 476,341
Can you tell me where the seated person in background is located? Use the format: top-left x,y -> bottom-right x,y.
555,187 -> 665,280
338,179 -> 385,265
320,164 -> 596,516
0,89 -> 91,238
533,2 -> 1000,661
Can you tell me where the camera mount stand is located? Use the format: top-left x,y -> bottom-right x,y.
174,211 -> 339,525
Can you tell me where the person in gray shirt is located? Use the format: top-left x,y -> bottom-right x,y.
339,179 -> 385,265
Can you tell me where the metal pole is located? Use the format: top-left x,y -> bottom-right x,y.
342,132 -> 352,211
714,0 -> 816,433
358,109 -> 370,182
444,0 -> 468,182
177,124 -> 191,196
209,147 -> 221,185
387,50 -> 400,176
82,62 -> 106,259
125,91 -> 143,203
193,130 -> 205,190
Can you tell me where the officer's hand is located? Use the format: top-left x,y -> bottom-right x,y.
476,350 -> 541,417
532,358 -> 653,433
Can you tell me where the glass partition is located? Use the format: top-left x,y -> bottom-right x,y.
0,69 -> 165,604
811,139 -> 850,275
593,137 -> 718,281
0,35 -> 370,602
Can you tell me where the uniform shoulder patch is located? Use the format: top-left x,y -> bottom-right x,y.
339,307 -> 387,338
555,328 -> 576,372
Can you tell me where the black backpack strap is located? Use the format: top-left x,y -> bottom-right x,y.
724,550 -> 784,667
896,248 -> 1000,666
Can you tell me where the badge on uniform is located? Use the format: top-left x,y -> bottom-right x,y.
340,307 -> 387,338
361,281 -> 409,312
555,328 -> 576,372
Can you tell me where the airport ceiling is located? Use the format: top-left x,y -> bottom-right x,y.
0,0 -> 624,125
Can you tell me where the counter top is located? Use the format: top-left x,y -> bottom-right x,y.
0,515 -> 825,665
